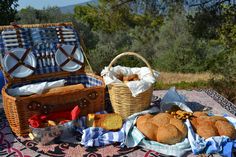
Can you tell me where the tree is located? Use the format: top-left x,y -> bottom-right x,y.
74,1 -> 135,32
0,0 -> 18,25
17,6 -> 73,24
87,30 -> 132,73
74,0 -> 163,33
187,0 -> 236,40
209,5 -> 236,81
153,7 -> 210,73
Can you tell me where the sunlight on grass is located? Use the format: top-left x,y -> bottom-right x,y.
157,72 -> 221,84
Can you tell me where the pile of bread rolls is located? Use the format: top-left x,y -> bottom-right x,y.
136,113 -> 187,145
190,112 -> 236,139
136,111 -> 236,144
117,74 -> 140,82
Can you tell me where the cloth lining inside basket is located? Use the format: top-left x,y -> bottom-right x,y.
11,74 -> 103,88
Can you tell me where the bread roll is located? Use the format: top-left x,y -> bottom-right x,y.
44,84 -> 85,94
170,118 -> 187,138
196,124 -> 218,139
123,74 -> 139,81
190,117 -> 198,131
197,116 -> 215,126
116,73 -> 124,81
193,112 -> 208,118
197,115 -> 228,127
137,113 -> 188,145
136,114 -> 153,128
151,113 -> 172,127
156,124 -> 183,144
215,121 -> 236,139
210,116 -> 228,122
137,122 -> 158,141
87,113 -> 123,131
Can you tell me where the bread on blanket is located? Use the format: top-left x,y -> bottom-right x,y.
156,124 -> 183,145
215,120 -> 236,139
137,122 -> 158,141
136,114 -> 153,128
150,113 -> 172,127
193,112 -> 208,118
170,118 -> 187,138
136,113 -> 187,145
196,124 -> 218,139
190,117 -> 198,131
87,113 -> 123,131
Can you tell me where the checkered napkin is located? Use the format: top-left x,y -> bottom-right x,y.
74,111 -> 126,147
187,115 -> 236,157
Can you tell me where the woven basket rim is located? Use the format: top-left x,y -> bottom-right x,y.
0,22 -> 73,30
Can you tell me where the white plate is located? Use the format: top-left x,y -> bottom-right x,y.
55,45 -> 84,72
57,31 -> 74,35
2,34 -> 18,38
4,39 -> 25,43
58,35 -> 75,38
1,30 -> 22,35
3,48 -> 36,78
59,39 -> 76,42
5,43 -> 27,47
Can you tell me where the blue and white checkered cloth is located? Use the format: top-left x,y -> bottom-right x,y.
187,115 -> 236,157
74,111 -> 126,147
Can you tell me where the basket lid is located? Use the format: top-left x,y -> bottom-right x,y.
0,22 -> 91,85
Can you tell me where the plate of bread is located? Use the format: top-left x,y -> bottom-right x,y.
136,110 -> 236,145
136,112 -> 188,145
189,112 -> 236,139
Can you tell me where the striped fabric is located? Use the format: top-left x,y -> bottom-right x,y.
11,74 -> 103,88
74,111 -> 126,147
0,26 -> 82,75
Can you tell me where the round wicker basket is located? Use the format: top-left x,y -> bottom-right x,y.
107,52 -> 155,119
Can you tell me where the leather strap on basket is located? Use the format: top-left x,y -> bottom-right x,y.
11,22 -> 23,48
57,45 -> 83,67
7,48 -> 35,74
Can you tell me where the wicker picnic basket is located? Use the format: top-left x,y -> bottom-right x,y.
107,52 -> 154,119
0,22 -> 105,136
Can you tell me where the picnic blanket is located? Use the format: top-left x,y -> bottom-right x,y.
0,89 -> 235,157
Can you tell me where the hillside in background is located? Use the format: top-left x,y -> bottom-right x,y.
60,0 -> 98,13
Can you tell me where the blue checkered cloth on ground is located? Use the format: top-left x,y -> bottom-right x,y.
187,115 -> 236,157
74,111 -> 126,147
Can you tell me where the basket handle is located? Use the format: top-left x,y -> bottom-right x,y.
108,52 -> 155,78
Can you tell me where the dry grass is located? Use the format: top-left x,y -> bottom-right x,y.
157,72 -> 219,84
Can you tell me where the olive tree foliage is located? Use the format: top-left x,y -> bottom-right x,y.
0,0 -> 18,25
208,5 -> 236,81
16,6 -> 73,24
153,7 -> 212,72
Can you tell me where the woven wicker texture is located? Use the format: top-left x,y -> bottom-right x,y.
107,52 -> 154,119
0,23 -> 105,136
